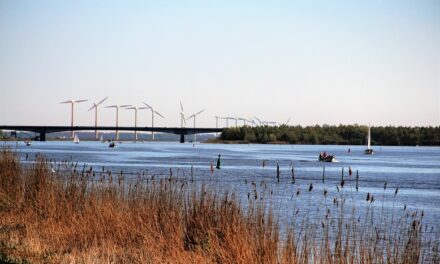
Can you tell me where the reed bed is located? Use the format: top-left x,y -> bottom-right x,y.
0,148 -> 438,263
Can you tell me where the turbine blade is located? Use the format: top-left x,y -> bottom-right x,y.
97,96 -> 108,106
120,105 -> 132,107
75,99 -> 88,103
105,105 -> 117,108
180,101 -> 184,112
196,109 -> 206,115
60,100 -> 72,104
154,111 -> 164,118
87,105 -> 96,111
186,114 -> 195,121
143,102 -> 152,109
139,107 -> 149,110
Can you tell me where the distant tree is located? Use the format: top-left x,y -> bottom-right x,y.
219,125 -> 439,146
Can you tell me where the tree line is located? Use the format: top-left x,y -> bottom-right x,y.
219,125 -> 440,146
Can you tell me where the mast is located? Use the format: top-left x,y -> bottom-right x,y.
367,125 -> 371,149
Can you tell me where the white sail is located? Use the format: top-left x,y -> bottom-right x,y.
74,134 -> 80,144
367,125 -> 371,149
100,134 -> 103,141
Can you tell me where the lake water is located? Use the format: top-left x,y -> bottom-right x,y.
4,141 -> 440,231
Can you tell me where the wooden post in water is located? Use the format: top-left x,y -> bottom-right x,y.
322,166 -> 325,183
356,170 -> 359,191
191,165 -> 194,183
276,162 -> 280,183
291,163 -> 295,184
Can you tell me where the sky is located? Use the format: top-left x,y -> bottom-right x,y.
0,0 -> 439,128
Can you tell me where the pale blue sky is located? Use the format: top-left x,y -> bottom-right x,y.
1,0 -> 439,127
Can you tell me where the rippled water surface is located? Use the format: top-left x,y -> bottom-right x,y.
4,141 -> 440,228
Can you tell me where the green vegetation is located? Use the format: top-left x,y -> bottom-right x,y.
220,125 -> 440,145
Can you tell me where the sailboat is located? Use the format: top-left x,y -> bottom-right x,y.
364,125 -> 374,155
73,133 -> 80,144
100,134 -> 104,142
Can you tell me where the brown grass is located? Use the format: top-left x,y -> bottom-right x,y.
0,148 -> 438,263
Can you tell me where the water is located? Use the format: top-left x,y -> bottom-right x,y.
4,141 -> 440,230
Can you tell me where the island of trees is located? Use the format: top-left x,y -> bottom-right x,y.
218,125 -> 440,146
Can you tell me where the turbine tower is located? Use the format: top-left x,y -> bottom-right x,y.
60,99 -> 88,138
179,101 -> 186,128
228,117 -> 238,127
186,109 -> 206,142
143,102 -> 164,141
214,116 -> 222,137
238,117 -> 249,126
214,116 -> 221,128
105,104 -> 131,140
88,96 -> 108,140
221,117 -> 229,128
126,106 -> 148,141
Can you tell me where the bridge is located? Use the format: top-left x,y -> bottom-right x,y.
0,125 -> 223,143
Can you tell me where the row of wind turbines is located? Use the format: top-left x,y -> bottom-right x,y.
61,98 -> 287,142
61,97 -> 164,141
214,116 -> 289,128
61,98 -> 210,142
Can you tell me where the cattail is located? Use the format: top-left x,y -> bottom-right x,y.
296,189 -> 301,196
309,183 -> 313,192
394,187 -> 399,196
366,193 -> 370,202
383,182 -> 387,190
323,189 -> 328,198
340,179 -> 345,188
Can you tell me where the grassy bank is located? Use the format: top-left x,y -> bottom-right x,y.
0,148 -> 438,263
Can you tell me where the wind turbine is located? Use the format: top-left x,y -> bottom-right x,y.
143,102 -> 164,141
105,104 -> 131,140
238,117 -> 249,126
214,116 -> 222,136
228,117 -> 238,127
214,116 -> 221,128
254,116 -> 262,126
221,117 -> 229,128
186,109 -> 206,141
60,99 -> 88,138
126,106 -> 148,141
88,96 -> 108,140
179,101 -> 186,128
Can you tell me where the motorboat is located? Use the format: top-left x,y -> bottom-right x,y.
319,153 -> 336,162
109,141 -> 116,148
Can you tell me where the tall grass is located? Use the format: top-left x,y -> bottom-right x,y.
0,148 -> 438,263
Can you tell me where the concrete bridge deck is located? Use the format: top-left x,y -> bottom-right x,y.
0,125 -> 223,143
